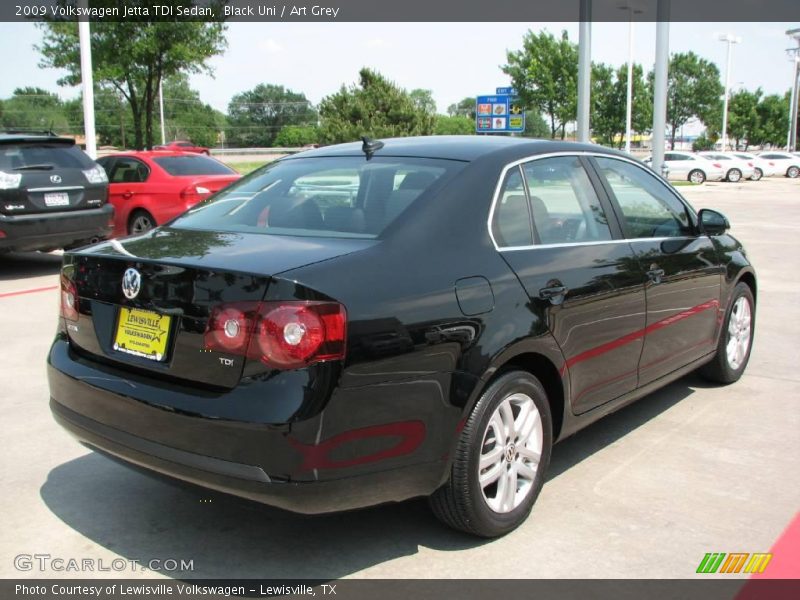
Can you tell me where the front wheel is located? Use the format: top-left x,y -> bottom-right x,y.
429,371 -> 553,537
689,169 -> 706,184
700,282 -> 755,384
750,168 -> 763,181
787,166 -> 799,178
726,168 -> 742,183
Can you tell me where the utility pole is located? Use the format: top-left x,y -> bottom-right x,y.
576,0 -> 592,143
159,78 -> 166,146
787,28 -> 800,151
78,0 -> 96,159
719,33 -> 741,152
651,0 -> 670,176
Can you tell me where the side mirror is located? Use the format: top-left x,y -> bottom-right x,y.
698,208 -> 730,236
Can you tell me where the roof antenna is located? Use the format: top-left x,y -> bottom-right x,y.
361,136 -> 384,160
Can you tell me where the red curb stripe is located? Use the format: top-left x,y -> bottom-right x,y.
0,285 -> 59,299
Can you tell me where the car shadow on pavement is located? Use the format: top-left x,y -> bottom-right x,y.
548,373 -> 702,480
39,373 -> 705,579
0,251 -> 62,281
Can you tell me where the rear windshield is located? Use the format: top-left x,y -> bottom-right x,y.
153,155 -> 235,176
0,142 -> 96,170
170,156 -> 464,239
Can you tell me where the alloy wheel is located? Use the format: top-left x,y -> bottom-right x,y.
478,392 -> 543,514
130,214 -> 155,235
689,170 -> 706,184
788,166 -> 799,178
726,296 -> 752,371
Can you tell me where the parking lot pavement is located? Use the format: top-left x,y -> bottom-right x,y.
0,178 -> 797,580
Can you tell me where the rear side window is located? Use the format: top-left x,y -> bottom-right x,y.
110,158 -> 149,183
523,157 -> 612,245
491,167 -> 532,247
595,157 -> 692,239
171,156 -> 463,239
153,155 -> 235,176
0,142 -> 96,170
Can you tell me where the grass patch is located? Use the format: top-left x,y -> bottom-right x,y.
671,181 -> 700,187
224,161 -> 270,175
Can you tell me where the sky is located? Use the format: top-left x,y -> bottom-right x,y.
0,21 -> 797,117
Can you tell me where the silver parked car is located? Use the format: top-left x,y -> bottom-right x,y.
756,152 -> 800,178
731,152 -> 776,180
699,152 -> 755,182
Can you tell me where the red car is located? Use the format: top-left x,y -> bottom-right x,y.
152,140 -> 210,154
97,151 -> 241,237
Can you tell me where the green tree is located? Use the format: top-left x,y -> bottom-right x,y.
274,125 -> 320,147
226,84 -> 316,147
160,74 -> 224,148
726,88 -> 762,150
650,52 -> 724,149
433,115 -> 474,135
37,4 -> 227,149
591,63 -> 651,149
502,29 -> 578,139
447,97 -> 476,120
318,68 -> 435,144
751,93 -> 790,147
524,111 -> 551,138
409,89 -> 437,115
0,87 -> 70,132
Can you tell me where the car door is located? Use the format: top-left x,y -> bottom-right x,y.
491,155 -> 646,414
591,156 -> 722,386
106,157 -> 151,235
664,152 -> 691,181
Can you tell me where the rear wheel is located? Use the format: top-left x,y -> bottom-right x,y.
750,168 -> 762,181
787,166 -> 799,178
429,370 -> 552,537
128,210 -> 156,235
689,169 -> 706,184
700,282 -> 755,384
726,168 -> 742,183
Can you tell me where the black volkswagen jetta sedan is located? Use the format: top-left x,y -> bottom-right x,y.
48,136 -> 756,537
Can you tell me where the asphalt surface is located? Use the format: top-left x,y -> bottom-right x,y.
0,177 -> 797,579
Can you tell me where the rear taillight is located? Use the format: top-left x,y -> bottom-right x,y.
203,301 -> 346,370
748,162 -> 754,167
713,163 -> 722,168
180,185 -> 213,205
60,275 -> 79,321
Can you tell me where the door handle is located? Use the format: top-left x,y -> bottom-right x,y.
122,191 -> 133,199
647,267 -> 665,284
539,285 -> 568,301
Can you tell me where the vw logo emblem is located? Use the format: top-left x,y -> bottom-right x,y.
122,268 -> 142,300
50,174 -> 62,184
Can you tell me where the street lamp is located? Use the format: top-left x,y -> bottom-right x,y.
617,1 -> 644,154
787,28 -> 800,152
718,33 -> 741,152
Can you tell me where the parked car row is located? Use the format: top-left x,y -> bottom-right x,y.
644,150 -> 800,184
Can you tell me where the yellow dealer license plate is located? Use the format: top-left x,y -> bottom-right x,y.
113,307 -> 171,362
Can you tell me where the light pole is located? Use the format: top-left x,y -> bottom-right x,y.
718,33 -> 741,152
787,28 -> 800,152
576,0 -> 592,143
78,0 -> 96,159
617,1 -> 643,154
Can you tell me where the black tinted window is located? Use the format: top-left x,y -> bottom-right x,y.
171,156 -> 462,239
0,142 -> 96,170
110,158 -> 149,183
491,167 -> 532,247
154,155 -> 235,176
595,157 -> 692,239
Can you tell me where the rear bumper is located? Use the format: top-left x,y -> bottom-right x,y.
0,205 -> 113,252
47,338 -> 447,514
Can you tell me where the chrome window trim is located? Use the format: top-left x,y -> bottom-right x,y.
487,151 -> 697,252
27,186 -> 85,192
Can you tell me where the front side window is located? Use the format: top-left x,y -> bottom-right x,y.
171,156 -> 462,239
594,157 -> 693,239
523,157 -> 612,244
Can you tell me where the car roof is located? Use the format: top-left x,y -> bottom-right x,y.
287,135 -> 626,163
101,150 -> 206,159
0,133 -> 75,145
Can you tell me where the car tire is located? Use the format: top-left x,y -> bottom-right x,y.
700,282 -> 755,384
726,168 -> 742,183
750,168 -> 763,181
689,169 -> 706,184
128,210 -> 156,235
787,166 -> 799,178
428,370 -> 552,537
